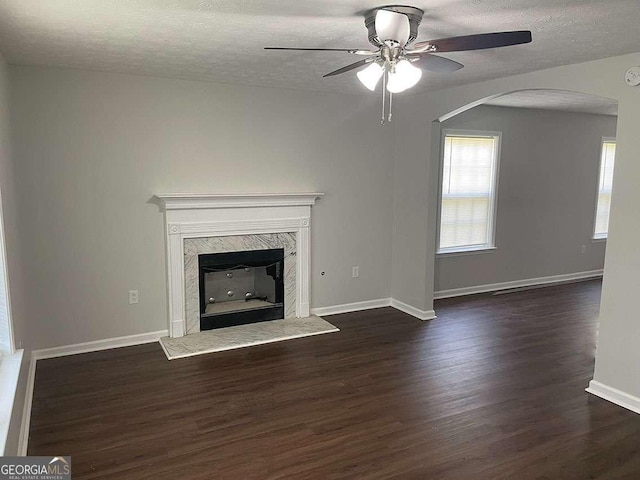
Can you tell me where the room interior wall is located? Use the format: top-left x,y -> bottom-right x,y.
435,105 -> 616,292
390,51 -> 640,403
9,66 -> 395,350
0,52 -> 29,455
6,51 -> 640,412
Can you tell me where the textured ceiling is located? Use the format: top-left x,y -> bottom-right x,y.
0,0 -> 639,95
485,89 -> 618,116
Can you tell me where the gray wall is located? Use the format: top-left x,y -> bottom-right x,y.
0,52 -> 28,455
435,105 -> 616,292
0,55 -> 26,350
9,65 -> 395,350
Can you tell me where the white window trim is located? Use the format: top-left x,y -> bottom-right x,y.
437,246 -> 498,257
592,136 -> 616,241
0,349 -> 22,455
0,215 -> 19,451
436,129 -> 502,256
0,195 -> 14,355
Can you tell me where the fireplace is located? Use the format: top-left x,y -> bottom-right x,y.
154,193 -> 323,338
198,248 -> 285,330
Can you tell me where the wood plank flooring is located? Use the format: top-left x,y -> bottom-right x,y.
28,279 -> 640,479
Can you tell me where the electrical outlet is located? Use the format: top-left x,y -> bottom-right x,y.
352,266 -> 360,278
128,290 -> 139,304
581,245 -> 586,254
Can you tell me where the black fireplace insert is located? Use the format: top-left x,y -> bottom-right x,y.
198,248 -> 285,330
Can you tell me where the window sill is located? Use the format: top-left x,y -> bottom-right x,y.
437,246 -> 497,258
0,349 -> 23,455
592,237 -> 607,243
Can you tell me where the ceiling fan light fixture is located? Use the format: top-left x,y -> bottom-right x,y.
356,62 -> 384,91
387,60 -> 422,93
374,9 -> 411,46
265,5 -> 532,124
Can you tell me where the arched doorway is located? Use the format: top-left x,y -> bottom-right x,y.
429,89 -> 618,300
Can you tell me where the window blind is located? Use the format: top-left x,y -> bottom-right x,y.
439,134 -> 499,252
594,141 -> 616,239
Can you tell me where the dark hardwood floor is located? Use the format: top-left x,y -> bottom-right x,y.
29,279 -> 640,479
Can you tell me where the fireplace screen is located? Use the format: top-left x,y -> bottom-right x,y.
198,249 -> 285,330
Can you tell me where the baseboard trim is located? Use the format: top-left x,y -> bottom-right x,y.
17,352 -> 35,456
390,299 -> 437,321
32,330 -> 169,361
586,380 -> 640,415
311,298 -> 391,317
311,298 -> 436,321
434,269 -> 604,300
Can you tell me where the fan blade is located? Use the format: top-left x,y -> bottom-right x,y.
323,58 -> 372,77
408,54 -> 464,73
413,31 -> 532,53
375,9 -> 410,46
265,47 -> 365,53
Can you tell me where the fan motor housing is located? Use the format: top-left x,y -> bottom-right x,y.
364,5 -> 424,47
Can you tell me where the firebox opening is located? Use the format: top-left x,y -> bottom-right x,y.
198,248 -> 285,330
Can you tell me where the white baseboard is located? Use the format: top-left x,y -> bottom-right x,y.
311,297 -> 436,321
586,380 -> 640,415
390,299 -> 437,321
17,352 -> 35,456
434,269 -> 604,300
32,330 -> 169,360
311,298 -> 391,317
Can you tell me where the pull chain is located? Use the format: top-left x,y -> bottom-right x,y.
381,70 -> 387,125
379,67 -> 394,125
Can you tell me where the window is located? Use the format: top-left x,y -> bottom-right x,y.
438,130 -> 501,254
593,139 -> 616,240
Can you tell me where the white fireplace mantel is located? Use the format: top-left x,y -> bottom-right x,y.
155,193 -> 324,211
154,193 -> 324,338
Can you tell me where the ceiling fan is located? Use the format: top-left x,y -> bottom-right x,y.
265,5 -> 532,124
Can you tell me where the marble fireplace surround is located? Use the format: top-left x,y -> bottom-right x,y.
184,233 -> 296,335
154,193 -> 323,338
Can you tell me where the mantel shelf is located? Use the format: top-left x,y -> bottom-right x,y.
153,193 -> 324,211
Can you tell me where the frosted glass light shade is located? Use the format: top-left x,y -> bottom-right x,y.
356,63 -> 384,91
387,60 -> 422,93
375,9 -> 410,46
